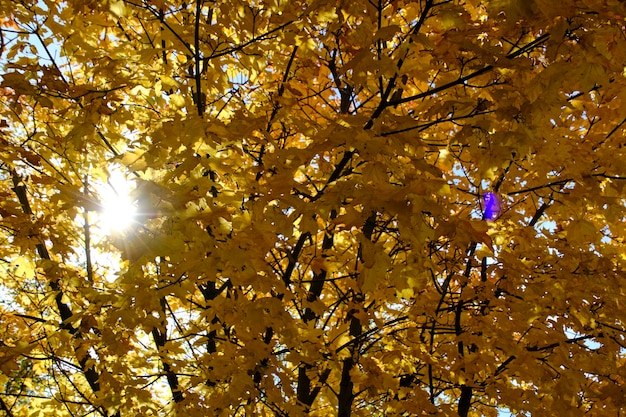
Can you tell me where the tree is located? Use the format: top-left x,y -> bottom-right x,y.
0,0 -> 625,415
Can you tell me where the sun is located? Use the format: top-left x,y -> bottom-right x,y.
97,169 -> 137,232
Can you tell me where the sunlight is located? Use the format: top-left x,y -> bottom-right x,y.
97,169 -> 137,232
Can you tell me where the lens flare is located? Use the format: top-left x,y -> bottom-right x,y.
483,192 -> 501,220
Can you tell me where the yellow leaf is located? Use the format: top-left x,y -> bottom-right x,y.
374,25 -> 401,42
120,149 -> 147,171
169,93 -> 186,109
109,0 -> 129,18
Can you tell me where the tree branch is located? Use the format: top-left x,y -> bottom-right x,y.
506,179 -> 572,196
10,171 -> 118,417
151,295 -> 184,403
194,0 -> 205,116
364,0 -> 435,130
388,33 -> 551,107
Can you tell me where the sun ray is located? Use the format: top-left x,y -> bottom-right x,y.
97,169 -> 137,232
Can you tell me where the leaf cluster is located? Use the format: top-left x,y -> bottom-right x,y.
0,0 -> 626,416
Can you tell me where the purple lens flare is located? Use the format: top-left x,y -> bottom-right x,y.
483,192 -> 501,220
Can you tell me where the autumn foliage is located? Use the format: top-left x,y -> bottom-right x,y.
1,0 -> 626,416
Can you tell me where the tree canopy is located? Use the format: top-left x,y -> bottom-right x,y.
1,0 -> 626,416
